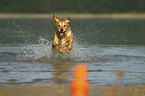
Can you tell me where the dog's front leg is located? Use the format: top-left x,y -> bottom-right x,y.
66,39 -> 73,53
53,43 -> 62,53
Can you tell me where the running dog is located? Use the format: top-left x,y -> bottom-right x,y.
52,14 -> 73,53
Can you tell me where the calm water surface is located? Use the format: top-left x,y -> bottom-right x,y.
0,17 -> 145,86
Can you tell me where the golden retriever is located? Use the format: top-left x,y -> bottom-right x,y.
52,14 -> 73,53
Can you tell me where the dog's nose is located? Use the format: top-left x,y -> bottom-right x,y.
60,29 -> 63,32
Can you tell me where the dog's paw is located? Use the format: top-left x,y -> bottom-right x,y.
66,46 -> 72,53
66,48 -> 71,53
58,48 -> 63,53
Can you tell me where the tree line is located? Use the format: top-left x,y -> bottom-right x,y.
0,0 -> 145,13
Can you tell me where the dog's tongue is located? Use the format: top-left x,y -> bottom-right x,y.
60,32 -> 64,36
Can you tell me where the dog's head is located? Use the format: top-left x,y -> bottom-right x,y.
53,14 -> 70,37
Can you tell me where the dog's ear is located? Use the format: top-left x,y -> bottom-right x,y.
65,17 -> 71,23
53,14 -> 60,22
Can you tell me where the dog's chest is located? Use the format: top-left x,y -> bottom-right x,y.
59,38 -> 68,49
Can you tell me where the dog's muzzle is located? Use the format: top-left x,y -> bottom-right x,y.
59,29 -> 65,36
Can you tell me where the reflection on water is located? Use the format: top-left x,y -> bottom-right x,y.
0,17 -> 145,86
52,63 -> 73,84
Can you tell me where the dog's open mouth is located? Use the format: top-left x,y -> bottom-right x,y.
59,32 -> 65,36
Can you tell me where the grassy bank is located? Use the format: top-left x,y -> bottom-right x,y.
0,85 -> 145,96
0,13 -> 145,19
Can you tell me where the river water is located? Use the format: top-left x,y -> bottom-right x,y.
0,17 -> 145,86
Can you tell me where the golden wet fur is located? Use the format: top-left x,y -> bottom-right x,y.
52,14 -> 73,53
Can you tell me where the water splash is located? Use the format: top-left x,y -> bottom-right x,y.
21,37 -> 93,64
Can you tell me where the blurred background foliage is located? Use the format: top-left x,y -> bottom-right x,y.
0,0 -> 145,13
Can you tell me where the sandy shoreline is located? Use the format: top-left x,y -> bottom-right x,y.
0,13 -> 145,19
0,85 -> 145,96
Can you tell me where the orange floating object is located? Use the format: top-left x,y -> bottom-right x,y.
71,64 -> 89,96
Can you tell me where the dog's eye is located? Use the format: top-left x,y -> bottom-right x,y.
64,25 -> 66,27
58,25 -> 60,27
